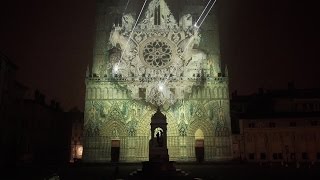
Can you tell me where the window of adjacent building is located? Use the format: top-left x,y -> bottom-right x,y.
309,103 -> 314,111
302,152 -> 308,160
248,123 -> 255,128
260,153 -> 266,160
249,153 -> 255,160
272,153 -> 277,160
310,121 -> 318,126
273,153 -> 282,160
303,104 -> 307,111
269,122 -> 276,128
290,122 -> 296,127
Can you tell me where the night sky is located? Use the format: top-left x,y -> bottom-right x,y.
0,0 -> 318,111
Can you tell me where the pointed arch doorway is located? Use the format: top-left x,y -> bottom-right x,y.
111,139 -> 120,162
111,127 -> 120,162
195,129 -> 204,162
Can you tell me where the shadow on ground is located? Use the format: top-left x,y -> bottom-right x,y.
3,162 -> 320,180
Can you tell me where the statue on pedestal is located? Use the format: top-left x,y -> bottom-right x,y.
149,107 -> 169,162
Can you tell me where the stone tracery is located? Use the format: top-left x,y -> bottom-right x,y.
103,0 -> 213,106
142,39 -> 173,68
83,0 -> 232,162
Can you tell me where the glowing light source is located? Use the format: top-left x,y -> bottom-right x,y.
198,0 -> 217,27
194,0 -> 212,27
113,63 -> 119,74
158,82 -> 165,92
194,0 -> 217,28
76,145 -> 83,157
163,0 -> 217,84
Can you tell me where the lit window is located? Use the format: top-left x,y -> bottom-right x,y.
76,145 -> 83,158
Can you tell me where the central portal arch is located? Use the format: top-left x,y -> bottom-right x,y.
188,119 -> 215,161
195,129 -> 204,162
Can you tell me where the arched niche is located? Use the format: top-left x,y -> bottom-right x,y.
195,129 -> 204,140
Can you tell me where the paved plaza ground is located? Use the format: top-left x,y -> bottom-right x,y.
3,162 -> 320,180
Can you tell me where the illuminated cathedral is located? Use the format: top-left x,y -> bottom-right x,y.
83,0 -> 232,162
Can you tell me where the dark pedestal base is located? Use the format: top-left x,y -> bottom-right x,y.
129,161 -> 188,179
142,161 -> 176,174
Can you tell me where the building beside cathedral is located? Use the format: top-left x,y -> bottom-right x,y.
231,86 -> 320,164
83,0 -> 232,162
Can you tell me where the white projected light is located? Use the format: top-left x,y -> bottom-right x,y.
83,0 -> 233,163
113,64 -> 119,74
158,82 -> 165,92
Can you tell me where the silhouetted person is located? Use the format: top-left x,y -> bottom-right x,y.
159,130 -> 164,146
156,131 -> 160,145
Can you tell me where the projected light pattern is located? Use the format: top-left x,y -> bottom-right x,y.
84,0 -> 232,163
162,0 -> 218,86
194,0 -> 218,28
108,0 -> 218,106
118,0 -> 148,66
143,39 -> 173,68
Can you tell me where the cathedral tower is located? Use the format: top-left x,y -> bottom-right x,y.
83,0 -> 232,162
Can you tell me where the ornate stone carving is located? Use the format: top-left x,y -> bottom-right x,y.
105,0 -> 209,106
141,39 -> 173,68
83,0 -> 232,162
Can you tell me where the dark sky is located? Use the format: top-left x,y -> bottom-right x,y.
0,0 -> 319,111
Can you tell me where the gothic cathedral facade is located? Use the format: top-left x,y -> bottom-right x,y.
83,0 -> 232,162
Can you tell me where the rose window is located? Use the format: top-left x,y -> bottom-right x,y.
142,39 -> 172,68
